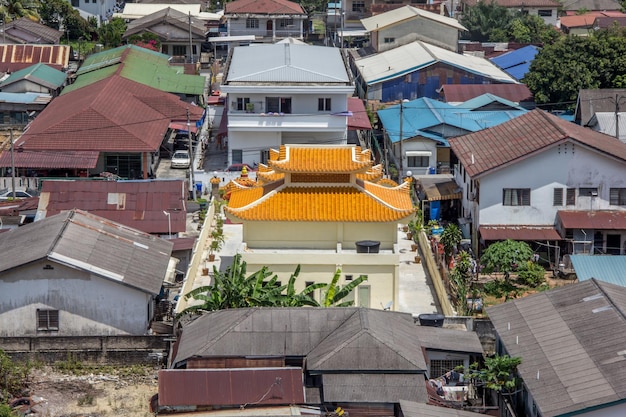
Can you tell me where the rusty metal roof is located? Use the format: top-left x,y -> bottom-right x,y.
158,368 -> 305,407
39,179 -> 187,234
479,225 -> 562,241
0,44 -> 69,73
0,150 -> 99,169
418,176 -> 462,201
557,210 -> 626,230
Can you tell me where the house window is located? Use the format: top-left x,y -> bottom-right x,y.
352,0 -> 365,12
384,37 -> 395,43
278,18 -> 294,28
105,154 -> 141,178
503,188 -> 530,206
71,0 -> 79,6
37,309 -> 59,331
579,187 -> 598,197
246,18 -> 259,29
172,45 -> 186,56
538,9 -> 552,16
610,188 -> 626,205
236,97 -> 250,111
232,149 -> 243,164
566,188 -> 576,205
318,98 -> 331,111
553,188 -> 563,206
408,156 -> 429,167
430,359 -> 465,378
266,97 -> 292,113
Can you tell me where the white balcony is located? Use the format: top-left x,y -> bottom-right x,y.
227,112 -> 348,132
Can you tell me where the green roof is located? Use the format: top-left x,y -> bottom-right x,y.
1,63 -> 67,89
63,45 -> 205,96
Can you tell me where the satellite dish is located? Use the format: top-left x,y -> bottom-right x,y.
382,301 -> 393,311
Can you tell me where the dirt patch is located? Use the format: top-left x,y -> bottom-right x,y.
23,366 -> 158,417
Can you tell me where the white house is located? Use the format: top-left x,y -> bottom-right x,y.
0,209 -> 174,336
224,0 -> 307,41
220,43 -> 354,166
449,109 -> 626,256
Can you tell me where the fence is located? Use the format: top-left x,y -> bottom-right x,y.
417,230 -> 454,316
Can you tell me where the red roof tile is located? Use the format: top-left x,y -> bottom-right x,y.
225,0 -> 305,15
39,179 -> 188,234
449,109 -> 626,178
18,75 -> 203,152
557,210 -> 626,230
440,84 -> 533,103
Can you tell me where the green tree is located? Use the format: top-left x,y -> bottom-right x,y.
97,17 -> 126,48
508,14 -> 561,44
449,251 -> 473,315
0,349 -> 31,400
480,239 -> 533,281
0,0 -> 39,22
467,355 -> 522,393
320,269 -> 368,307
516,261 -> 545,287
440,223 -> 462,258
460,1 -> 512,42
38,0 -> 70,30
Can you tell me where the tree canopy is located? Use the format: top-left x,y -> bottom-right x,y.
0,0 -> 40,22
480,239 -> 533,281
525,28 -> 626,109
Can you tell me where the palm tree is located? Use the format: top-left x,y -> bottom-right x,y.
320,269 -> 368,307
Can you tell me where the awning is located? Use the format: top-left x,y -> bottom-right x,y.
169,122 -> 198,134
347,97 -> 372,130
557,210 -> 626,230
418,177 -> 461,201
479,225 -> 562,241
0,150 -> 99,169
406,150 -> 432,156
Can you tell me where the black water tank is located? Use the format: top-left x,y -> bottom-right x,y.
356,240 -> 380,253
418,313 -> 445,327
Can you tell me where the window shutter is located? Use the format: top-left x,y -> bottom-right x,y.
553,188 -> 563,206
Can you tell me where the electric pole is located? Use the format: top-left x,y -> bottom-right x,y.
187,108 -> 196,201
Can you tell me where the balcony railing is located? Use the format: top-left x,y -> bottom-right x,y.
227,112 -> 347,131
227,29 -> 303,39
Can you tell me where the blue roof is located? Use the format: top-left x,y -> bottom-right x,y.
0,92 -> 51,104
490,45 -> 540,81
570,255 -> 626,287
377,96 -> 527,144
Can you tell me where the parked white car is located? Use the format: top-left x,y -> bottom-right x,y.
171,151 -> 191,169
0,189 -> 36,200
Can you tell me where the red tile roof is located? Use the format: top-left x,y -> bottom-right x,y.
225,0 -> 305,15
440,84 -> 533,103
557,210 -> 626,230
39,179 -> 188,234
18,75 -> 203,152
449,109 -> 626,178
479,225 -> 562,241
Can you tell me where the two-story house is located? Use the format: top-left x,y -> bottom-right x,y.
459,0 -> 561,27
449,109 -> 626,257
219,43 -> 354,166
224,0 -> 307,42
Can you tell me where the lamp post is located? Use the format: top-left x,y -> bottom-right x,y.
163,210 -> 172,238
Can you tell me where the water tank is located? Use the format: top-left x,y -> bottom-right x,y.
355,240 -> 380,253
418,313 -> 445,327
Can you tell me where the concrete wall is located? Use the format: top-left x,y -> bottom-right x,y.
376,17 -> 460,53
2,80 -> 52,94
0,260 -> 154,336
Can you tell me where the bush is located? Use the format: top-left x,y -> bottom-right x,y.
516,261 -> 546,287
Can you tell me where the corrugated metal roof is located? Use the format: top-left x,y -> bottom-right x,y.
347,97 -> 372,130
557,210 -> 626,230
225,44 -> 350,84
357,41 -> 517,85
0,63 -> 67,89
589,111 -> 626,141
575,88 -> 626,126
486,279 -> 626,416
225,0 -> 305,15
361,4 -> 467,32
0,150 -> 98,169
322,374 -> 428,403
464,0 -> 560,7
124,7 -> 207,40
400,400 -> 488,417
479,225 -> 562,241
0,209 -> 173,294
0,91 -> 51,104
455,93 -> 526,111
0,44 -> 69,73
418,177 -> 462,202
118,3 -> 200,19
39,179 -> 188,234
570,255 -> 626,286
3,18 -> 63,44
440,83 -> 534,104
490,45 -> 539,70
158,368 -> 305,407
449,109 -> 626,178
562,0 -> 622,11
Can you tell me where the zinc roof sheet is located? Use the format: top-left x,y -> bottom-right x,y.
557,210 -> 626,230
486,279 -> 626,416
570,255 -> 626,287
119,3 -> 200,18
225,0 -> 305,15
400,400 -> 489,417
323,374 -> 428,403
0,63 -> 67,89
361,4 -> 467,32
0,44 -> 69,73
441,83 -> 534,103
225,44 -> 349,84
0,91 -> 51,104
0,150 -> 98,169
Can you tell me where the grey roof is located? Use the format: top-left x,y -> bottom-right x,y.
0,209 -> 173,294
575,88 -> 626,126
399,400 -> 488,416
571,255 -> 626,287
224,44 -> 351,84
561,0 -> 622,10
323,374 -> 428,403
306,308 -> 427,371
124,7 -> 207,39
415,325 -> 484,354
486,279 -> 626,417
3,17 -> 63,44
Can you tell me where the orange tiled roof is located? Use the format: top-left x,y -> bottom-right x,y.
269,145 -> 372,173
357,164 -> 384,182
225,185 -> 415,222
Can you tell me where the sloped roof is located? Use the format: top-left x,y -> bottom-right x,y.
455,93 -> 527,111
0,150 -> 98,169
347,97 -> 372,130
361,4 -> 466,32
225,0 -> 305,15
0,209 -> 173,294
0,44 -> 69,73
3,17 -> 63,44
486,279 -> 626,416
400,400 -> 489,417
560,11 -> 606,29
0,63 -> 67,90
0,91 -> 51,105
356,41 -> 517,86
224,44 -> 350,84
124,7 -> 207,39
440,83 -> 534,104
561,0 -> 622,11
462,0 -> 559,7
117,3 -> 201,20
490,45 -> 539,81
18,75 -> 203,153
449,109 -> 626,178
575,88 -> 626,126
557,210 -> 626,230
64,45 -> 205,96
570,255 -> 626,287
323,374 -> 428,403
38,179 -> 188,234
224,145 -> 415,223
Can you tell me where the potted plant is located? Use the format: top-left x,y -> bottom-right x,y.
197,197 -> 208,210
245,102 -> 255,113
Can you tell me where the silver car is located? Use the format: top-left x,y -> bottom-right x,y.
171,151 -> 191,169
